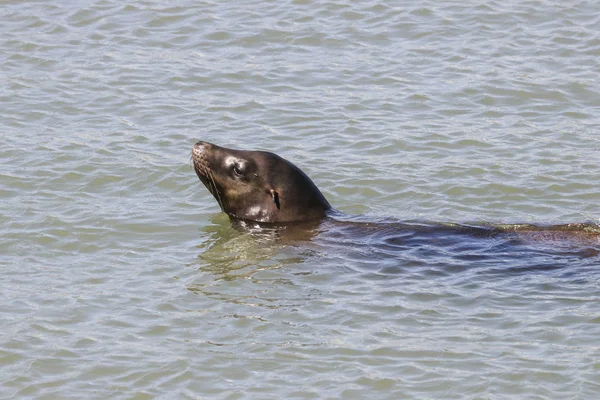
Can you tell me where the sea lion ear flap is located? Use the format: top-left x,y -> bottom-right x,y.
270,189 -> 280,209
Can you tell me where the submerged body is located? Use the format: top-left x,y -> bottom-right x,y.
192,141 -> 600,249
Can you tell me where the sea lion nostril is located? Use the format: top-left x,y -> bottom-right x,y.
193,142 -> 207,153
192,143 -> 210,165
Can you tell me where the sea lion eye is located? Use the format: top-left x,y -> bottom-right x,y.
233,165 -> 243,176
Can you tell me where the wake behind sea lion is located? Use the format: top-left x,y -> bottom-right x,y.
192,141 -> 600,248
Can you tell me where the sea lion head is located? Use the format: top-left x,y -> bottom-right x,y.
192,141 -> 331,223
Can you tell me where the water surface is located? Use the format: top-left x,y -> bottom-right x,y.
2,1 -> 600,398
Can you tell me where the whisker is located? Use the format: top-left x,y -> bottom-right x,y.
209,170 -> 224,210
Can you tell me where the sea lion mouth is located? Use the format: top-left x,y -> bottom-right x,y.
192,142 -> 226,211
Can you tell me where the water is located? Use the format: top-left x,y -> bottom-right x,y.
2,0 -> 600,398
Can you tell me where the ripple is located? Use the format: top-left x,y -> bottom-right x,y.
2,0 -> 600,398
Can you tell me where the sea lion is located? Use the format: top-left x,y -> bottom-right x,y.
192,141 -> 600,250
192,141 -> 331,223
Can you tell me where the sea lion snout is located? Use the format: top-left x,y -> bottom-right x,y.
192,141 -> 210,160
192,142 -> 208,172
